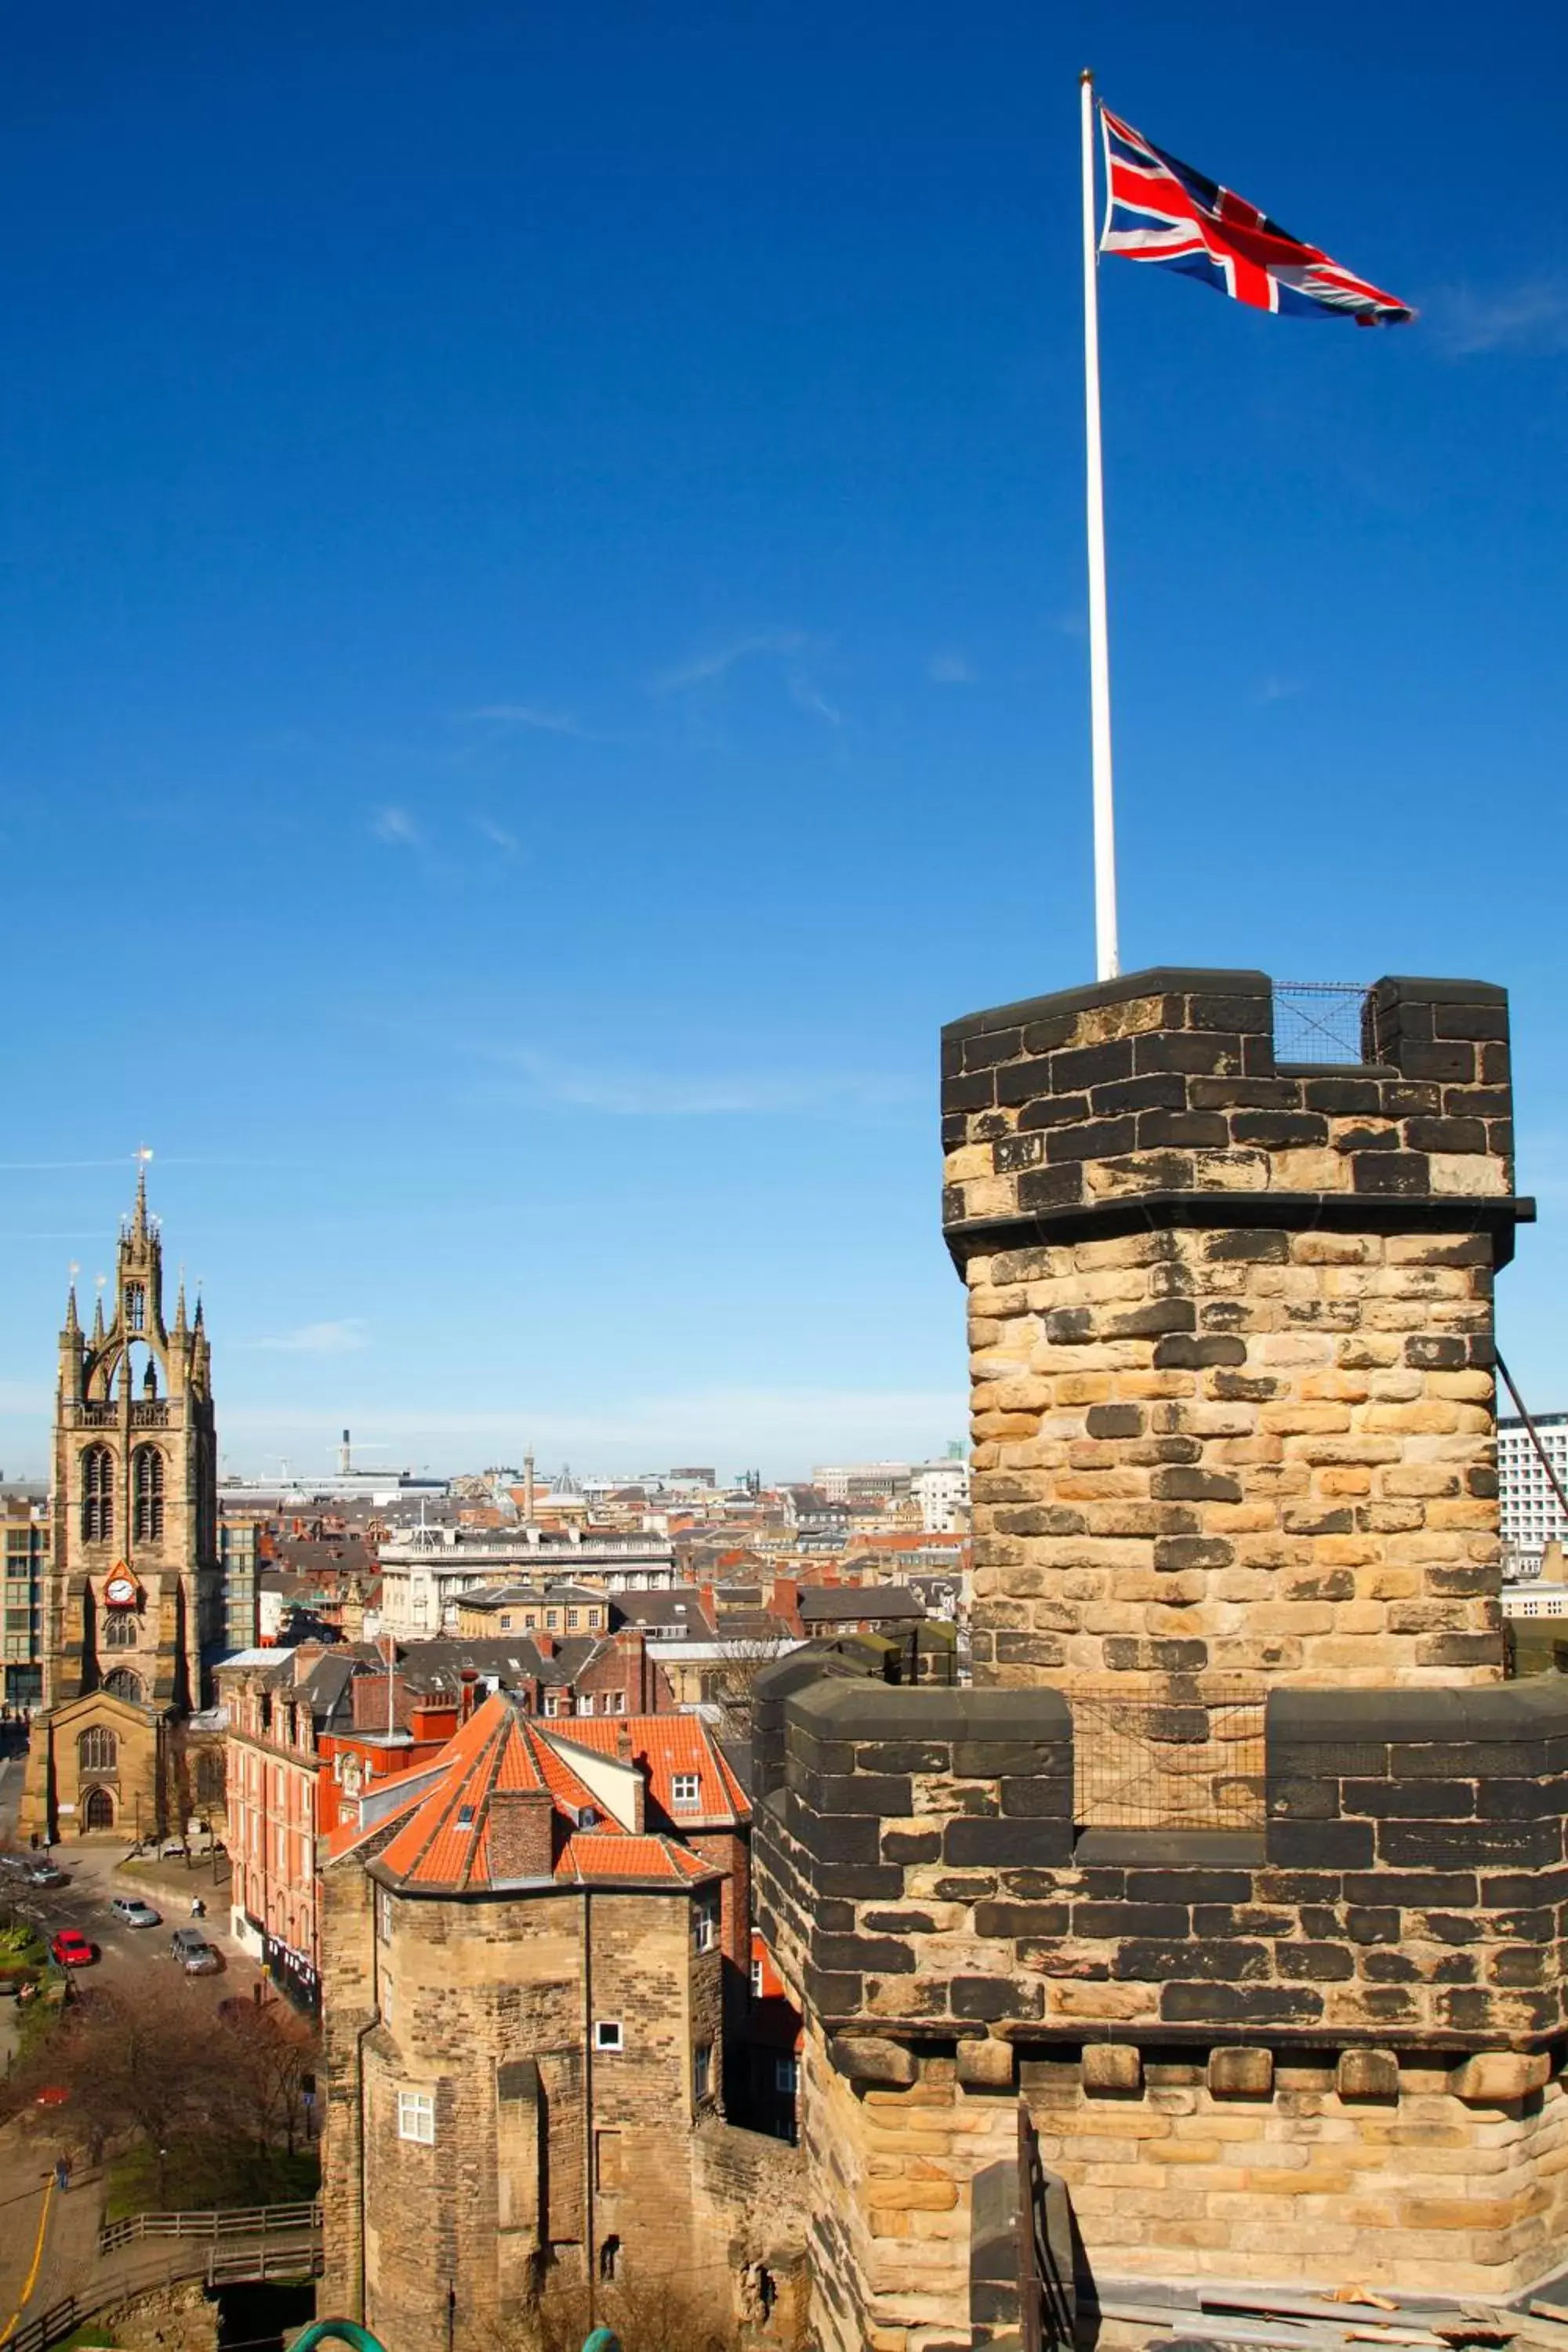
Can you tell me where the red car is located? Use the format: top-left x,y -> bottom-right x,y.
49,1930 -> 96,1969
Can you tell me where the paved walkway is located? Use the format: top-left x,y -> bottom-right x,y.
0,2132 -> 104,2339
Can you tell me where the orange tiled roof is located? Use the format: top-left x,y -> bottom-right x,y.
558,1834 -> 712,1883
326,1690 -> 728,1893
549,1715 -> 750,1828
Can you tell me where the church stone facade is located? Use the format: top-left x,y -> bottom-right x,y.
20,1171 -> 225,1845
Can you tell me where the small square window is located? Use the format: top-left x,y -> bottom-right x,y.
397,2089 -> 434,2144
672,1773 -> 700,1808
594,2020 -> 623,2053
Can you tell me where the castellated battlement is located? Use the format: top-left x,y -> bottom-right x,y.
754,966 -> 1563,2352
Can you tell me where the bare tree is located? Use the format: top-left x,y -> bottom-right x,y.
220,1998 -> 320,2154
702,1635 -> 794,1740
1,1976 -> 321,2197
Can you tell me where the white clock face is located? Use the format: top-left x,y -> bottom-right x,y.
105,1575 -> 137,1608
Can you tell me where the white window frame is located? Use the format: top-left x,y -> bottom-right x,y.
671,1773 -> 700,1808
750,1958 -> 764,1998
695,1897 -> 719,1955
593,2019 -> 623,2053
397,2089 -> 434,2144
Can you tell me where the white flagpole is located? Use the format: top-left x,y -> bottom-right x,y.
1080,69 -> 1120,981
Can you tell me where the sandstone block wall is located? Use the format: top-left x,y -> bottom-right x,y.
758,1681 -> 1568,2056
753,1675 -> 1568,2342
321,1850 -> 799,2352
938,970 -> 1528,1697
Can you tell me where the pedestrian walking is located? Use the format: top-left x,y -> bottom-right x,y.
53,2156 -> 71,2193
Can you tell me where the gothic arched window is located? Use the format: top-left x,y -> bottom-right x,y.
103,1610 -> 137,1650
132,1447 -> 165,1544
103,1668 -> 143,1704
82,1446 -> 114,1544
125,1283 -> 146,1334
79,1726 -> 118,1773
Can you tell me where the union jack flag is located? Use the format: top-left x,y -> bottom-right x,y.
1099,105 -> 1414,325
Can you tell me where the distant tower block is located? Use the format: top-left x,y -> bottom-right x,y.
940,970 -> 1527,1697
339,1428 -> 352,1477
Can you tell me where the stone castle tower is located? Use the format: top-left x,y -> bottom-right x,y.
755,968 -> 1568,2351
20,1167 -> 223,1842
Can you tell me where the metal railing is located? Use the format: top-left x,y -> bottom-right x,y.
1073,1697 -> 1266,1831
98,2199 -> 321,2256
1272,980 -> 1370,1065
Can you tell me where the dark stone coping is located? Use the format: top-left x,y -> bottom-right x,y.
944,968 -> 1272,1046
1269,1681 -> 1568,1743
945,1191 -> 1535,1272
1374,975 -> 1509,1007
784,1682 -> 1072,1743
818,2014 -> 1568,2056
1073,1830 -> 1265,1868
943,969 -> 1506,1048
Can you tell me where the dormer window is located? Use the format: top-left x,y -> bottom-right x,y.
672,1773 -> 700,1809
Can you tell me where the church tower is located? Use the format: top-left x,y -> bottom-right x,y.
21,1167 -> 224,1842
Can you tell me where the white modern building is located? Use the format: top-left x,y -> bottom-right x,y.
1499,1413 -> 1568,1578
376,1526 -> 677,1639
811,1461 -> 912,1504
911,1459 -> 971,1534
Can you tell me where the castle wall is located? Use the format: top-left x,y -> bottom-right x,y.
321,1858 -> 793,2352
943,971 -> 1519,1697
754,967 -> 1553,2352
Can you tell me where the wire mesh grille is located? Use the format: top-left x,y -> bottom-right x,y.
1272,981 -> 1370,1065
1073,1697 -> 1266,1831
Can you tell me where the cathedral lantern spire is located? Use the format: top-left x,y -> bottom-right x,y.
90,1284 -> 106,1345
64,1281 -> 80,1338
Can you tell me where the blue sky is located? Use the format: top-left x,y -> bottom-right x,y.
3,1 -> 1564,1481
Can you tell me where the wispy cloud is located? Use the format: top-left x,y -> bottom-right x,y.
652,629 -> 848,730
650,630 -> 809,695
371,806 -> 423,851
474,816 -> 521,855
929,650 -> 976,685
1428,279 -> 1568,358
788,674 -> 843,727
243,1319 -> 370,1356
466,703 -> 590,739
1256,674 -> 1304,705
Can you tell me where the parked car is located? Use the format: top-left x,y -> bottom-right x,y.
160,1839 -> 189,1859
25,1865 -> 67,1888
49,1929 -> 95,1969
0,1853 -> 31,1874
170,1927 -> 220,1975
110,1896 -> 161,1929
